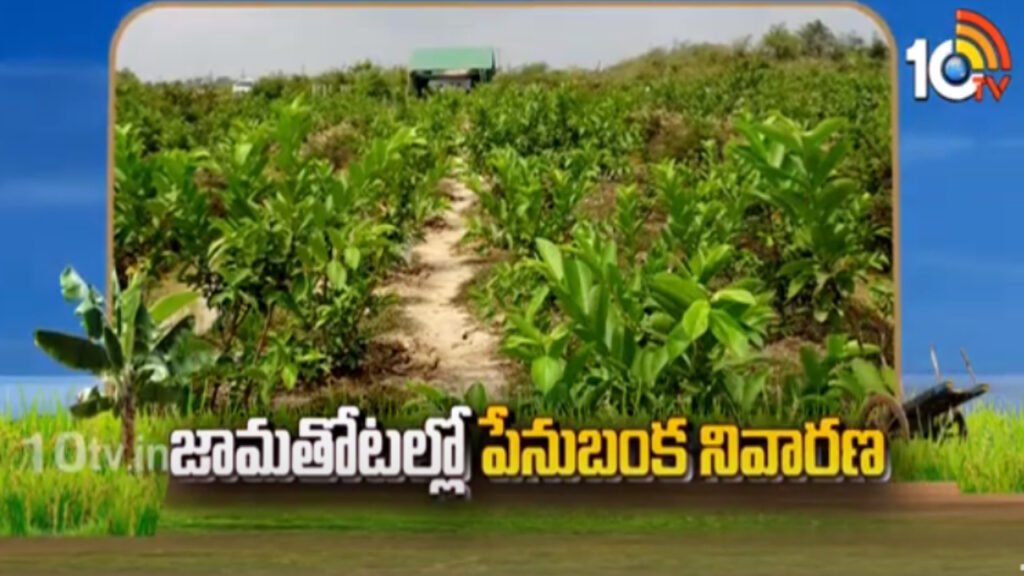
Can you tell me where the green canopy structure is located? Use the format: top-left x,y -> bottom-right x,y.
409,47 -> 497,96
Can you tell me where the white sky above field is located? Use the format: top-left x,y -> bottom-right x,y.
115,5 -> 885,81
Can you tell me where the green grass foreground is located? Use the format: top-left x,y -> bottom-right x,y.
0,406 -> 171,536
1,402 -> 1022,536
161,505 -> 855,535
890,404 -> 1024,493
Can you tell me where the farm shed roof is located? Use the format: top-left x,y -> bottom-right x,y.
409,47 -> 495,72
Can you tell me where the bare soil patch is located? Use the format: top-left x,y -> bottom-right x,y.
373,178 -> 515,397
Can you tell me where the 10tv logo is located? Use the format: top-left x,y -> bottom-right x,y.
906,9 -> 1011,102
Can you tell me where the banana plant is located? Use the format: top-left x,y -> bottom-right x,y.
33,267 -> 199,468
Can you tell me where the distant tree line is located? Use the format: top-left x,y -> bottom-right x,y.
121,19 -> 888,89
758,20 -> 889,61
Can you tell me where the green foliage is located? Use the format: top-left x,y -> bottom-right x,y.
114,86 -> 459,408
463,84 -> 639,178
761,24 -> 803,60
33,266 -> 202,466
731,114 -> 887,327
462,57 -> 892,422
114,27 -> 893,423
466,147 -> 595,256
783,334 -> 894,418
34,267 -> 200,416
403,381 -> 490,416
502,226 -> 774,416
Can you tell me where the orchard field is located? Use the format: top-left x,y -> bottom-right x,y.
109,23 -> 897,426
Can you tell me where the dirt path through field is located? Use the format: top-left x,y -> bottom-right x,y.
376,177 -> 512,397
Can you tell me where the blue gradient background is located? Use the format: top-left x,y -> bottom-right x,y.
1,1 -> 1022,410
